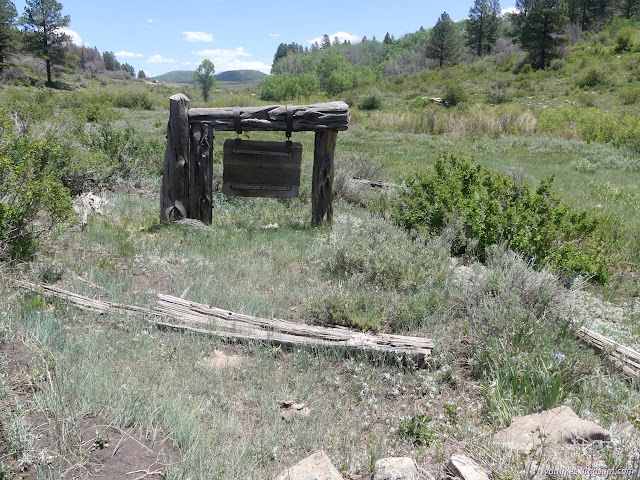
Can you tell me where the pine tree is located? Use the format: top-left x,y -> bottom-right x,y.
426,12 -> 461,67
518,0 -> 568,69
383,32 -> 393,44
138,70 -> 146,79
194,59 -> 216,102
0,0 -> 17,75
619,0 -> 640,18
321,34 -> 331,49
19,0 -> 70,85
467,0 -> 502,56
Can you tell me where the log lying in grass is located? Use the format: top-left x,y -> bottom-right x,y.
15,280 -> 154,316
349,178 -> 400,189
14,281 -> 433,363
575,326 -> 640,380
154,294 -> 434,363
14,281 -> 640,377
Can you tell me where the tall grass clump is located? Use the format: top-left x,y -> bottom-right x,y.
392,153 -> 612,282
538,107 -> 640,151
304,214 -> 451,332
458,247 -> 601,427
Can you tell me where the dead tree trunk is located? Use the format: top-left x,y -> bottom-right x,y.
161,94 -> 190,223
189,122 -> 214,224
312,131 -> 337,225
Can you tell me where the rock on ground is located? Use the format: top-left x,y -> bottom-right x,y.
373,457 -> 419,480
494,406 -> 610,451
275,451 -> 343,480
446,455 -> 490,480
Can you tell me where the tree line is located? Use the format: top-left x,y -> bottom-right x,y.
0,0 -> 145,86
268,0 -> 640,99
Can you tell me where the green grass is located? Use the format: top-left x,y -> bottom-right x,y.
0,70 -> 639,478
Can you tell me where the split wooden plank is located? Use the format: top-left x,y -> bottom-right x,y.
188,102 -> 350,132
15,280 -> 155,316
13,281 -> 640,378
349,178 -> 400,189
155,294 -> 434,362
575,326 -> 640,379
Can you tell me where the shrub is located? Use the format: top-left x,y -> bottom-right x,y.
260,74 -> 319,101
487,81 -> 511,104
88,123 -> 165,178
112,89 -> 154,110
575,66 -> 607,89
613,27 -> 634,54
618,86 -> 640,105
359,94 -> 382,111
443,82 -> 468,106
0,110 -> 72,261
392,153 -> 612,282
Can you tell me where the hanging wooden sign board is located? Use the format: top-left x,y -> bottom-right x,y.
222,139 -> 302,198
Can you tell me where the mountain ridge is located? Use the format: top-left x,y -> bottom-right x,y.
152,69 -> 268,84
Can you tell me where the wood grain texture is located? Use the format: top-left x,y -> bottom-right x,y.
188,102 -> 350,132
312,130 -> 337,225
222,139 -> 302,198
189,122 -> 214,224
154,294 -> 434,363
160,94 -> 190,223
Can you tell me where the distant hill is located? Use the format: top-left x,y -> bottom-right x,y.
152,70 -> 268,84
216,70 -> 268,82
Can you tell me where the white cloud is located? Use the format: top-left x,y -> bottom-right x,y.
308,31 -> 359,45
116,51 -> 144,58
61,28 -> 84,46
192,47 -> 271,74
501,6 -> 518,15
183,31 -> 215,42
148,54 -> 177,64
147,18 -> 153,23
269,33 -> 280,37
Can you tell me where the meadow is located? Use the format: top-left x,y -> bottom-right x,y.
0,56 -> 639,480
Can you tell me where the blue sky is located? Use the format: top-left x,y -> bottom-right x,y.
13,0 -> 516,77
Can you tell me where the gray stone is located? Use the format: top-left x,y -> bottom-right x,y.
494,406 -> 610,451
373,457 -> 419,480
275,451 -> 343,480
446,455 -> 490,480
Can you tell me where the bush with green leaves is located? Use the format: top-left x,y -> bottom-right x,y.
260,73 -> 320,101
443,82 -> 468,106
88,123 -> 165,178
0,110 -> 72,261
392,153 -> 611,282
359,94 -> 381,110
575,66 -> 608,89
613,26 -> 635,54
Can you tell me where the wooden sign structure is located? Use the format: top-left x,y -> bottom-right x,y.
160,94 -> 350,225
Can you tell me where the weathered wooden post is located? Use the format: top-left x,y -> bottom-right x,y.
160,94 -> 190,223
312,131 -> 337,225
189,122 -> 214,224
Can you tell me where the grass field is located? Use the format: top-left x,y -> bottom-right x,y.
1,72 -> 639,479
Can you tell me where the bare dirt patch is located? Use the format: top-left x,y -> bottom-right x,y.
0,339 -> 178,479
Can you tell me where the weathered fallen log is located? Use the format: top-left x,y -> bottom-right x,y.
15,280 -> 154,316
154,294 -> 434,363
13,281 -> 640,378
349,178 -> 400,189
188,102 -> 350,132
575,326 -> 640,380
14,281 -> 432,363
